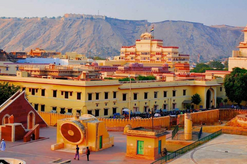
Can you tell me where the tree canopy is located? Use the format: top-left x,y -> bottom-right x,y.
191,60 -> 225,73
0,82 -> 20,105
191,93 -> 201,108
136,75 -> 156,80
93,56 -> 106,60
224,67 -> 247,105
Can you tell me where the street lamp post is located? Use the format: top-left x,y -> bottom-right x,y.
152,108 -> 154,132
129,75 -> 131,120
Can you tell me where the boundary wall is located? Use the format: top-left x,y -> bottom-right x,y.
39,109 -> 224,131
98,116 -> 170,131
219,109 -> 247,121
177,109 -> 219,126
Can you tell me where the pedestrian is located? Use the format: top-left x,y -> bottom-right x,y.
74,145 -> 79,160
163,147 -> 167,156
1,139 -> 6,151
86,147 -> 90,161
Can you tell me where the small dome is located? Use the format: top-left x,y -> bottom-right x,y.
91,62 -> 98,66
140,32 -> 154,40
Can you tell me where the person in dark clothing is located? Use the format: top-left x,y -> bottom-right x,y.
74,145 -> 79,160
86,147 -> 90,161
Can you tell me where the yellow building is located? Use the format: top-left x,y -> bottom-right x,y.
0,74 -> 225,117
126,127 -> 167,160
112,32 -> 189,72
64,52 -> 87,60
229,25 -> 247,71
51,114 -> 114,152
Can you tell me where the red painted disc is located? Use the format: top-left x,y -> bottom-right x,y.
61,123 -> 82,143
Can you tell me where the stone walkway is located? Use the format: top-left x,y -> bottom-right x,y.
0,127 -> 153,164
169,134 -> 247,164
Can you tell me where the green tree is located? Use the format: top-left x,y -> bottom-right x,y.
93,56 -> 106,60
0,82 -> 20,105
216,97 -> 223,107
119,77 -> 135,82
137,75 -> 156,80
190,63 -> 212,73
191,93 -> 201,109
208,60 -> 224,70
224,60 -> 228,71
224,67 -> 247,107
223,98 -> 228,106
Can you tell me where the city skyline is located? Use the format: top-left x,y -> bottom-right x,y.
0,0 -> 247,26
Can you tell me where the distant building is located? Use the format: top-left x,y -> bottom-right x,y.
229,25 -> 247,71
113,32 -> 190,72
28,48 -> 61,57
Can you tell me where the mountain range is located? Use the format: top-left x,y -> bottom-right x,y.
0,14 -> 244,62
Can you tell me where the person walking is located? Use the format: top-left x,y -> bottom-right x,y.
0,139 -> 6,151
74,145 -> 79,160
85,147 -> 90,161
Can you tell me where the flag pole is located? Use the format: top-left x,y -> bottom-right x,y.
153,25 -> 154,39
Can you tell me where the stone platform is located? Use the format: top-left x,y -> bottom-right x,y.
170,134 -> 247,164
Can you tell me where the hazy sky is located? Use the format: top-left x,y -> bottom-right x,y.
0,0 -> 247,26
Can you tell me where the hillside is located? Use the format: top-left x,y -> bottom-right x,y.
0,14 -> 244,62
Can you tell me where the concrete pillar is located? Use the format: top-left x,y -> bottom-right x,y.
184,113 -> 192,140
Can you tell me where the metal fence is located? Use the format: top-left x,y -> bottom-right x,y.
172,125 -> 179,139
198,126 -> 203,140
151,129 -> 222,164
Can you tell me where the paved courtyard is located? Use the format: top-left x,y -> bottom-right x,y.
170,134 -> 247,164
0,127 -> 153,164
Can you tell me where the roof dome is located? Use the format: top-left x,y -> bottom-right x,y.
140,32 -> 154,40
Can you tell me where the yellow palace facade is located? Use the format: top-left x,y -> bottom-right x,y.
0,74 -> 225,117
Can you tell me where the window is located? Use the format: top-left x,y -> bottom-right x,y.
113,91 -> 117,99
41,105 -> 45,112
88,110 -> 92,115
163,104 -> 167,109
88,93 -> 92,101
173,90 -> 176,97
172,103 -> 176,109
95,109 -> 99,117
144,92 -> 148,99
77,92 -> 81,100
144,106 -> 148,112
163,91 -> 167,97
70,92 -> 72,96
104,108 -> 108,116
133,93 -> 138,100
76,110 -> 81,115
22,87 -> 26,91
183,90 -> 186,96
154,92 -> 158,98
31,88 -> 35,95
68,108 -> 72,113
112,107 -> 117,114
60,108 -> 65,114
34,104 -> 38,111
123,93 -> 127,101
104,92 -> 108,99
41,89 -> 45,96
53,90 -> 57,98
96,93 -> 99,100
52,107 -> 57,112
220,87 -> 222,92
65,91 -> 69,99
6,67 -> 8,71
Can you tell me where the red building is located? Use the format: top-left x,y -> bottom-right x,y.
0,90 -> 47,141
